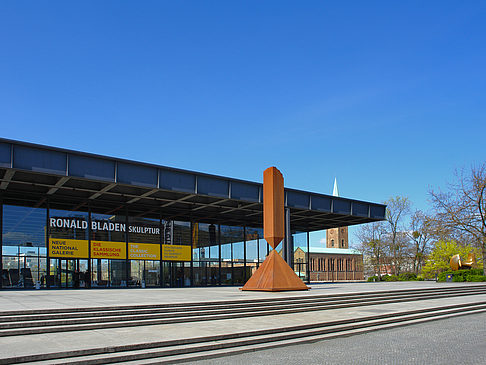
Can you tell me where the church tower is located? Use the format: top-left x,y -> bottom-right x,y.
326,178 -> 349,249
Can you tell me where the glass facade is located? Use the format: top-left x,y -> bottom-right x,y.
0,202 -> 309,289
49,208 -> 89,288
292,231 -> 309,281
2,205 -> 47,289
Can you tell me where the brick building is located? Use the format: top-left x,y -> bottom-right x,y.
307,179 -> 364,282
308,247 -> 364,281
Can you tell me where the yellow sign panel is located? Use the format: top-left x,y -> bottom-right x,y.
128,243 -> 160,260
49,239 -> 189,261
49,238 -> 89,258
91,240 -> 126,259
162,244 -> 191,261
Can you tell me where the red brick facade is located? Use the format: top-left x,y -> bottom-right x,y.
326,226 -> 349,249
309,252 -> 364,281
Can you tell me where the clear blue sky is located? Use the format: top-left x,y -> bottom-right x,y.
1,1 -> 485,246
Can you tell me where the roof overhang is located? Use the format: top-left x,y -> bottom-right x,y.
0,138 -> 386,232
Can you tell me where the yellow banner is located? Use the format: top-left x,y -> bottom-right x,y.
49,239 -> 190,261
91,240 -> 126,259
162,244 -> 191,261
128,243 -> 160,260
49,238 -> 89,258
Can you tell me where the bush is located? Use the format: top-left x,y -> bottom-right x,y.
437,269 -> 486,282
367,273 -> 423,282
366,273 -> 430,282
383,275 -> 400,281
437,272 -> 449,281
399,272 -> 417,281
468,275 -> 486,282
452,275 -> 464,282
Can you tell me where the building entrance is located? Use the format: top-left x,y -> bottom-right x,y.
129,260 -> 160,287
49,259 -> 88,288
162,262 -> 189,287
90,259 -> 126,288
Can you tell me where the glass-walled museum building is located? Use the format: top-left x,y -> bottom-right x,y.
0,138 -> 386,289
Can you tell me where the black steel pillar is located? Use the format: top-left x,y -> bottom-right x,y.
284,208 -> 293,266
0,199 -> 2,289
306,230 -> 311,284
45,199 -> 50,288
87,202 -> 92,288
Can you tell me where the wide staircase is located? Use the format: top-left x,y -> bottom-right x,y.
1,285 -> 486,364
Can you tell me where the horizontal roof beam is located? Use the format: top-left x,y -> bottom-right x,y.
0,170 -> 15,190
47,176 -> 70,195
89,183 -> 117,200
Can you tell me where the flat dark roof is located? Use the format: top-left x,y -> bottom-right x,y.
0,138 -> 386,232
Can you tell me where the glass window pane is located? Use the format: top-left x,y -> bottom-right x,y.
128,216 -> 160,244
292,231 -> 308,281
220,225 -> 244,285
221,242 -> 232,261
192,223 -> 218,262
259,237 -> 269,262
245,227 -> 260,263
49,209 -> 89,240
173,221 -> 191,246
3,205 -> 46,247
91,213 -> 126,242
221,225 -> 244,262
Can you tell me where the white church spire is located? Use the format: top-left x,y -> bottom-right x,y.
332,177 -> 339,197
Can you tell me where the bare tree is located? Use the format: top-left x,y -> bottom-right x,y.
429,163 -> 486,275
385,196 -> 411,275
356,221 -> 388,279
408,210 -> 433,274
394,231 -> 414,273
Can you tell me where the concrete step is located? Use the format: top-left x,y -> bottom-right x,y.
1,287 -> 485,336
122,308 -> 486,365
2,302 -> 485,365
2,286 -> 485,323
1,286 -> 485,326
1,285 -> 484,317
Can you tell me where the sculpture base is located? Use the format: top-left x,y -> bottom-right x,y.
241,250 -> 309,292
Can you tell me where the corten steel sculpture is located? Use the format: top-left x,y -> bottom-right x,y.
242,167 -> 309,291
450,253 -> 477,271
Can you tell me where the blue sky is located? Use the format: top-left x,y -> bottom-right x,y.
1,1 -> 485,246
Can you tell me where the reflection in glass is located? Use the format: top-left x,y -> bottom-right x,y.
192,223 -> 219,262
3,205 -> 46,247
1,201 -> 308,288
2,205 -> 47,288
293,232 -> 308,281
49,209 -> 89,241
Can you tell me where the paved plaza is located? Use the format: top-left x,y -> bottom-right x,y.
0,282 -> 485,362
195,311 -> 486,365
0,281 -> 481,311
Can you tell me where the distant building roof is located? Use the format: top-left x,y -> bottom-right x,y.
304,247 -> 362,255
333,177 -> 339,197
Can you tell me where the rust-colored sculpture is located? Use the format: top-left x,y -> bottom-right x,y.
242,167 -> 309,291
263,166 -> 285,249
450,253 -> 477,271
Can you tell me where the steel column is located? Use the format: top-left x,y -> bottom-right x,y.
284,208 -> 293,266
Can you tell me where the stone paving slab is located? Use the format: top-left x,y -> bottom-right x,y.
0,283 -> 485,359
1,282 -> 484,311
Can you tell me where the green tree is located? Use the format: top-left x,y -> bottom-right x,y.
421,240 -> 482,278
429,163 -> 486,275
